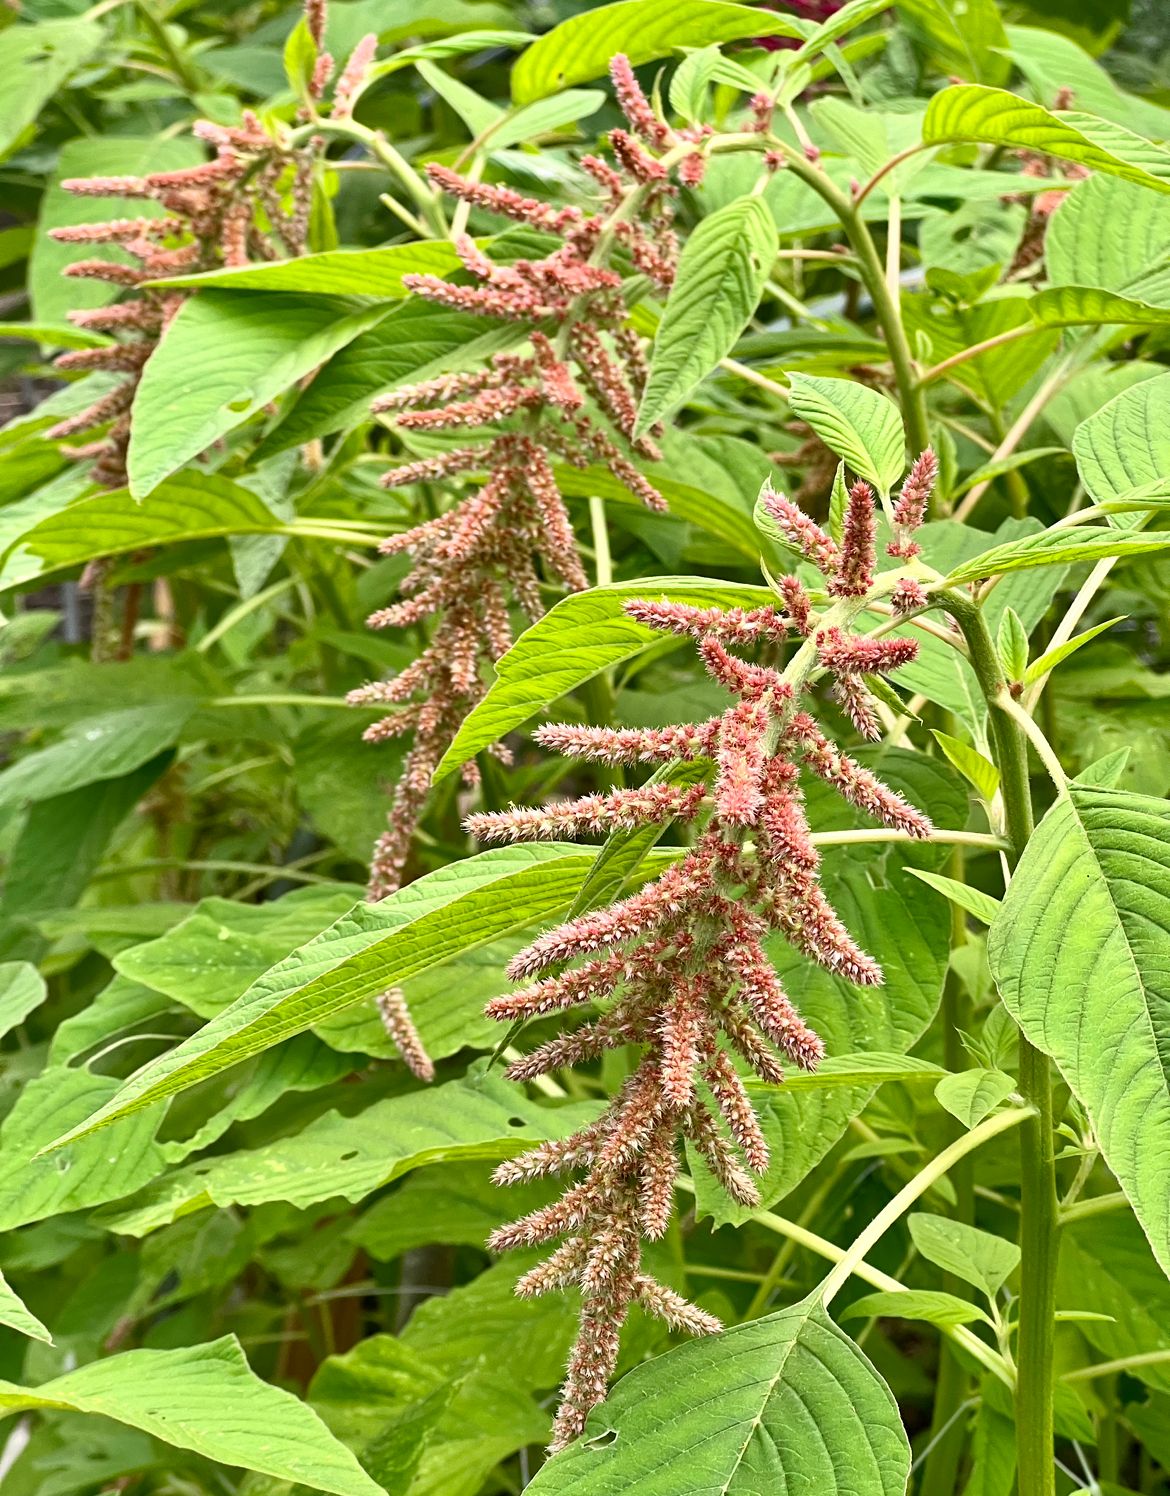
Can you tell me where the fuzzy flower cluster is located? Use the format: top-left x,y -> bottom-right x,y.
349,56 -> 692,1082
465,472 -> 934,1448
351,57 -> 694,903
46,115 -> 313,488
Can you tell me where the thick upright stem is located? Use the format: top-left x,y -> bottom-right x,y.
945,592 -> 1058,1496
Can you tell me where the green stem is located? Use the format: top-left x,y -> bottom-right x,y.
945,591 -> 1058,1496
777,152 -> 930,455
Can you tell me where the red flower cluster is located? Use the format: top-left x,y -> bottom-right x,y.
47,116 -> 313,488
467,477 -> 933,1448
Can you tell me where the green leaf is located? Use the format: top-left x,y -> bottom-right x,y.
930,730 -> 1000,802
154,241 -> 465,296
1075,748 -> 1131,790
841,1288 -> 992,1329
1046,174 -> 1170,296
996,607 -> 1029,683
786,373 -> 906,496
524,1296 -> 909,1492
255,297 -> 523,453
0,22 -> 103,161
30,136 -> 203,324
0,1335 -> 382,1496
0,703 -> 193,813
966,1378 -> 1016,1496
905,869 -> 1002,928
922,86 -> 1170,194
1004,24 -> 1170,141
45,845 -> 602,1148
988,786 -> 1170,1273
894,0 -> 1009,87
416,57 -> 504,135
636,196 -> 777,435
942,526 -> 1170,583
510,0 -> 800,104
7,472 -> 288,579
0,1268 -> 51,1344
101,1064 -> 599,1233
1073,371 -> 1170,513
935,1069 -> 1016,1129
127,292 -> 390,497
1060,1212 -> 1170,1395
434,579 -> 771,782
1023,617 -> 1125,686
1029,285 -> 1170,329
0,963 -> 46,1040
908,1214 -> 1020,1298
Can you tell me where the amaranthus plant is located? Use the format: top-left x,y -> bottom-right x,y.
2,4 -> 1170,1496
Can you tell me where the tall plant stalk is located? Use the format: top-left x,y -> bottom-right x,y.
946,591 -> 1059,1496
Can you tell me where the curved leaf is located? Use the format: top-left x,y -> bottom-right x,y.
511,0 -> 799,104
45,845 -> 599,1149
1073,372 -> 1170,512
0,1269 -> 51,1344
154,241 -> 465,296
1029,286 -> 1170,329
942,526 -> 1170,583
1046,173 -> 1170,294
0,1335 -> 382,1496
636,195 -> 778,435
525,1296 -> 910,1493
128,293 -> 390,497
923,86 -> 1170,194
434,579 -> 772,782
787,372 -> 906,496
989,786 -> 1170,1272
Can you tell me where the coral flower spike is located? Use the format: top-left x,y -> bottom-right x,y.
468,470 -> 935,1449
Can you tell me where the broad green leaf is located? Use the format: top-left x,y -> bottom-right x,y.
786,373 -> 906,496
0,1066 -> 169,1231
1029,285 -> 1170,329
966,1378 -> 1017,1496
922,87 -> 1170,194
128,292 -> 391,497
1059,1212 -> 1170,1394
895,0 -> 1009,86
908,1214 -> 1020,1298
255,298 -> 522,454
1075,748 -> 1132,790
30,136 -> 203,324
942,527 -> 1170,583
46,845 -> 601,1147
906,869 -> 1001,928
1023,617 -> 1125,685
791,0 -> 893,64
1004,24 -> 1170,141
989,786 -> 1170,1273
935,1069 -> 1016,1129
1046,174 -> 1170,296
842,1288 -> 992,1328
906,293 -> 1055,406
7,472 -> 287,578
0,1269 -> 51,1344
525,1296 -> 909,1492
811,98 -> 926,192
0,703 -> 193,812
511,0 -> 800,104
155,241 -> 465,296
930,729 -> 1000,802
1073,372 -> 1170,513
0,22 -> 103,161
0,1335 -> 382,1496
434,579 -> 772,782
0,963 -> 46,1040
636,196 -> 777,434
101,1065 -> 599,1233
670,45 -> 761,122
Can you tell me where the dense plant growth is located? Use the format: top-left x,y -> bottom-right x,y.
1,0 -> 1170,1493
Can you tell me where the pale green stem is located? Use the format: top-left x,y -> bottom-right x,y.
820,1106 -> 1033,1307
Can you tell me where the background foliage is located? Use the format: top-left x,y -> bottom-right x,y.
1,0 -> 1170,1493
